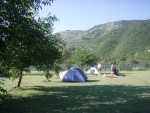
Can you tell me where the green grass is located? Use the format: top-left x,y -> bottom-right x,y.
0,71 -> 150,113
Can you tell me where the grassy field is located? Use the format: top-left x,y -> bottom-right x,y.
0,71 -> 150,113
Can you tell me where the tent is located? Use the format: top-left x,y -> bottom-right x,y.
60,68 -> 88,82
59,70 -> 68,80
86,67 -> 99,75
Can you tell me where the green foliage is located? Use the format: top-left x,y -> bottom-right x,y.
59,20 -> 150,64
131,67 -> 146,71
42,61 -> 64,81
52,63 -> 64,78
0,0 -> 63,87
71,46 -> 98,69
8,68 -> 19,80
142,63 -> 149,68
43,68 -> 53,82
118,62 -> 125,70
0,80 -> 7,95
61,47 -> 73,69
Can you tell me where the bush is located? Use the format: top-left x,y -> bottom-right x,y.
118,62 -> 125,71
131,67 -> 146,71
0,80 -> 7,97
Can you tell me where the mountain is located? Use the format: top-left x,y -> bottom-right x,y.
59,20 -> 150,63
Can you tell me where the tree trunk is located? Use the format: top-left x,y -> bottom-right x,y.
17,69 -> 23,88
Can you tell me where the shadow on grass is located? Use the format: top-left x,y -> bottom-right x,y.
0,85 -> 150,113
87,80 -> 100,82
24,73 -> 43,76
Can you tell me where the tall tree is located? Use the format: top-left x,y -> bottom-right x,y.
0,0 -> 63,88
72,46 -> 98,70
61,47 -> 73,70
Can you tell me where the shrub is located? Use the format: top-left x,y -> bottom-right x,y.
131,67 -> 146,71
0,80 -> 7,97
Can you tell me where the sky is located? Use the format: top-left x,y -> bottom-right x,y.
39,0 -> 150,33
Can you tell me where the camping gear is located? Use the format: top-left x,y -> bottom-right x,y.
60,68 -> 88,82
106,75 -> 118,78
86,67 -> 99,75
59,70 -> 68,80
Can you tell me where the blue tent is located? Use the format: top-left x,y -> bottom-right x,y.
61,68 -> 88,82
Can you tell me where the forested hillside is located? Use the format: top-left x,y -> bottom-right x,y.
59,20 -> 150,63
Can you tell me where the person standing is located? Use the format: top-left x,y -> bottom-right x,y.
97,63 -> 101,75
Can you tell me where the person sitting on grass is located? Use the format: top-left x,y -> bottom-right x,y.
111,64 -> 118,76
111,64 -> 124,76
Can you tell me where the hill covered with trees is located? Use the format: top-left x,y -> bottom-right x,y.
59,20 -> 150,64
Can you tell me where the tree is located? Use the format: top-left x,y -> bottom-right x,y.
0,0 -> 63,88
41,33 -> 65,81
71,46 -> 98,70
61,47 -> 73,70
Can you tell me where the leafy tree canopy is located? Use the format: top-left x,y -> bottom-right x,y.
0,0 -> 64,88
71,46 -> 98,70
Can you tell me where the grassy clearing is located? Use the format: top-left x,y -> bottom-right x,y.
0,71 -> 150,113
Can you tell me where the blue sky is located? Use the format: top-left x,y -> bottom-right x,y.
39,0 -> 150,33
